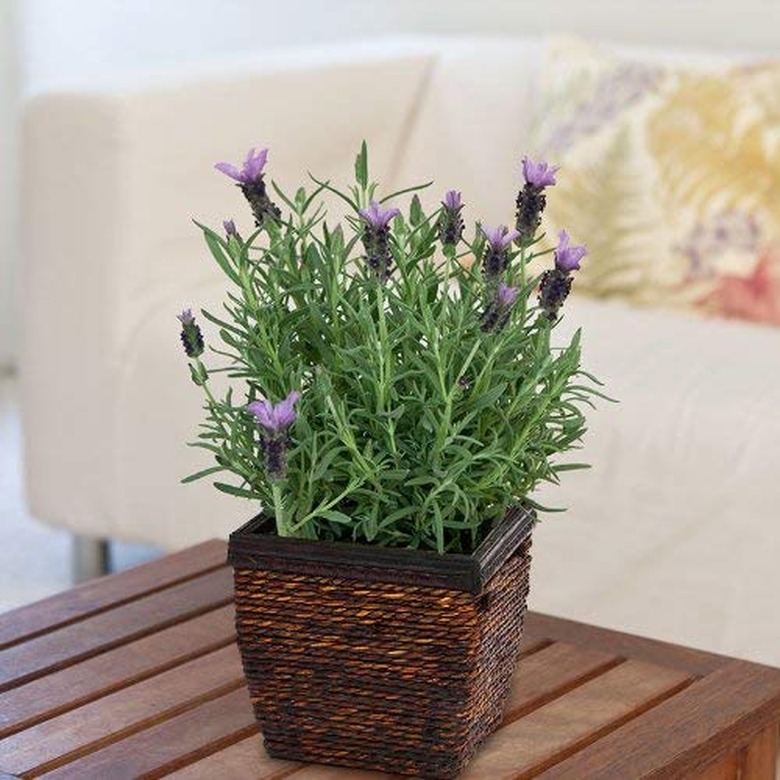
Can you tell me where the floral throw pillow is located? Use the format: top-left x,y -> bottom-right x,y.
530,38 -> 780,326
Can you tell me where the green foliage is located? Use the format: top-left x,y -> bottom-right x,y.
183,145 -> 602,554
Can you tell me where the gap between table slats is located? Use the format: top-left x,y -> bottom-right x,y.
0,541 -> 229,650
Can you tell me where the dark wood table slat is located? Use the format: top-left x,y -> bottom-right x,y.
540,661 -> 780,779
0,567 -> 233,693
35,688 -> 258,780
461,659 -> 693,779
0,644 -> 245,776
0,541 -> 227,649
0,604 -> 235,738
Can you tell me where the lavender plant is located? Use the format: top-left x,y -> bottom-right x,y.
179,143 -> 603,554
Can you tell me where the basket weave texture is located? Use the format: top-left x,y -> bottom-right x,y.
229,509 -> 534,779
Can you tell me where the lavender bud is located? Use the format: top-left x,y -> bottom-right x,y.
481,283 -> 520,332
246,391 -> 300,481
177,309 -> 204,358
262,435 -> 290,480
480,224 -> 520,280
438,190 -> 464,247
538,268 -> 573,321
359,201 -> 401,283
515,157 -> 559,245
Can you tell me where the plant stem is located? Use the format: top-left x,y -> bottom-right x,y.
272,482 -> 288,537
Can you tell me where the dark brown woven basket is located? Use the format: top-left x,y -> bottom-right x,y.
227,505 -> 535,779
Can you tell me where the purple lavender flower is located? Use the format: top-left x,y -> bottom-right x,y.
481,283 -> 521,332
442,190 -> 462,210
359,200 -> 401,282
246,390 -> 300,480
223,219 -> 238,238
177,309 -> 204,359
515,157 -> 558,245
497,283 -> 520,308
215,147 -> 280,227
246,391 -> 300,436
538,231 -> 586,320
359,201 -> 402,229
438,190 -> 464,247
522,157 -> 559,188
214,148 -> 269,183
554,230 -> 588,272
480,224 -> 520,279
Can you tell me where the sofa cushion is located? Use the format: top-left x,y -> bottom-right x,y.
529,37 -> 780,327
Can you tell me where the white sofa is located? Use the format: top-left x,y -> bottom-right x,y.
21,37 -> 780,665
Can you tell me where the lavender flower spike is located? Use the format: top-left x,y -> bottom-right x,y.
246,391 -> 301,437
515,156 -> 559,244
539,231 -> 586,320
214,148 -> 269,183
481,224 -> 521,251
442,190 -> 462,210
177,309 -> 204,359
246,391 -> 301,480
223,219 -> 238,237
522,157 -> 559,188
480,224 -> 520,279
439,190 -> 464,247
481,283 -> 520,332
359,201 -> 401,228
497,283 -> 521,308
359,200 -> 400,282
215,147 -> 280,227
554,229 -> 588,272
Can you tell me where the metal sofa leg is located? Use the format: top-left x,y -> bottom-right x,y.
72,535 -> 111,583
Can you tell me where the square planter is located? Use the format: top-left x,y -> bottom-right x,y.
227,505 -> 535,778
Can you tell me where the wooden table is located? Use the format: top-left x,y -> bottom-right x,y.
1,540 -> 779,779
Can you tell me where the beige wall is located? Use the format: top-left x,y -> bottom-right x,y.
0,0 -> 19,371
20,0 -> 778,95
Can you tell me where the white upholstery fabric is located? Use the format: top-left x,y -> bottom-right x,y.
20,36 -> 780,663
387,38 -> 547,225
531,296 -> 780,664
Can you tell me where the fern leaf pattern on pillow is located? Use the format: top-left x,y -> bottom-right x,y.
532,38 -> 780,326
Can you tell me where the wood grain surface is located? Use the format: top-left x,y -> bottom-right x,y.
0,539 -> 778,779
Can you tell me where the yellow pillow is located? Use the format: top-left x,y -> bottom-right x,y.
531,38 -> 780,326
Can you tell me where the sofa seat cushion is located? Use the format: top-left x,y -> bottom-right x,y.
531,294 -> 780,664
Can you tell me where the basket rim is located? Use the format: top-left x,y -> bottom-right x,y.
227,504 -> 535,593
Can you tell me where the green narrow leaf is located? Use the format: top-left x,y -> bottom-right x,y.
180,465 -> 225,483
355,141 -> 368,189
214,481 -> 259,499
198,224 -> 241,285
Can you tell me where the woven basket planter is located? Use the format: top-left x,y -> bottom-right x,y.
227,505 -> 535,779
